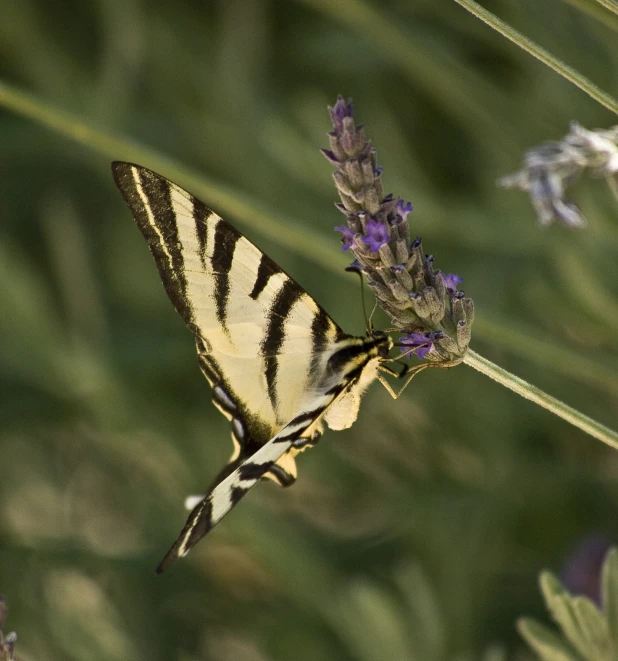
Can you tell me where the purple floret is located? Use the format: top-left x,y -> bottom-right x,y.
362,219 -> 390,252
442,273 -> 463,293
334,225 -> 354,251
330,96 -> 354,132
400,332 -> 435,360
396,199 -> 413,222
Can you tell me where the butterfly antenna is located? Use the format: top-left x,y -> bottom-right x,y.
368,301 -> 378,331
346,263 -> 371,333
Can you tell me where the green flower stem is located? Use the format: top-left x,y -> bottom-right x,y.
463,349 -> 618,450
595,0 -> 618,16
474,316 -> 618,399
453,0 -> 618,116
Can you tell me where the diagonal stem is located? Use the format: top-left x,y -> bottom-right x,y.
594,0 -> 618,16
463,349 -> 618,450
453,0 -> 618,116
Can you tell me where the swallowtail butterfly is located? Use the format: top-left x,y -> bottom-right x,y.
112,162 -> 397,572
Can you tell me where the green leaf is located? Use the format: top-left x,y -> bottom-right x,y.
570,596 -> 611,660
540,572 -> 571,602
601,548 -> 618,654
517,618 -> 583,661
537,570 -> 613,661
540,572 -> 588,656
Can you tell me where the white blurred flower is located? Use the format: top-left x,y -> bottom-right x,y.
499,122 -> 618,229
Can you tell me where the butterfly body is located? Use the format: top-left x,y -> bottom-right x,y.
112,162 -> 392,571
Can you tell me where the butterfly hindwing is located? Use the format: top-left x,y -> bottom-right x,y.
155,365 -> 361,574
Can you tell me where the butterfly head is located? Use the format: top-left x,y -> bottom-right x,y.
366,329 -> 393,359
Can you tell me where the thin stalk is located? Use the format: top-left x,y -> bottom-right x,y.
463,349 -> 618,451
453,0 -> 618,116
473,316 -> 618,398
594,0 -> 618,16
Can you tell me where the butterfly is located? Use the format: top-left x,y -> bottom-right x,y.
112,162 -> 413,573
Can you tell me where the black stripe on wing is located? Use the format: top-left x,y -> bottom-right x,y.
194,202 -> 211,269
261,279 -> 304,413
112,162 -> 194,325
309,307 -> 337,377
113,162 -> 347,346
249,252 -> 283,300
211,220 -> 241,336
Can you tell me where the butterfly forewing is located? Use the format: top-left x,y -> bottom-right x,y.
113,162 -> 342,437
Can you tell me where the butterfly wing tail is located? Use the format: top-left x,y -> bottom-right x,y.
155,398 -> 336,574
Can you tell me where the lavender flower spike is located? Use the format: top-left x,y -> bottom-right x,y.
322,96 -> 474,364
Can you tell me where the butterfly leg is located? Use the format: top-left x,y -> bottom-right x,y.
377,362 -> 430,399
376,373 -> 398,399
377,363 -> 405,378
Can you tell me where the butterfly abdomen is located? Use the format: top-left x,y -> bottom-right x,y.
325,335 -> 391,381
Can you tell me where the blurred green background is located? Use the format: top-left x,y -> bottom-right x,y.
1,0 -> 618,659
